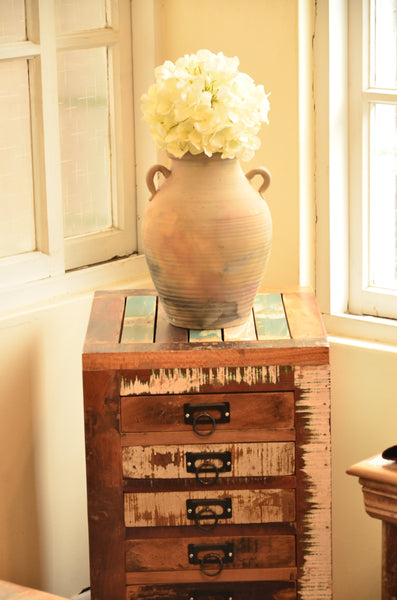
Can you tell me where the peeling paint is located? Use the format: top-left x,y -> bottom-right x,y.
120,365 -> 283,395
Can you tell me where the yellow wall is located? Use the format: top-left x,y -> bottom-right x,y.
161,0 -> 304,288
0,2 -> 395,599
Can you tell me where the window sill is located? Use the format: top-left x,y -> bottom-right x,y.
322,310 -> 397,349
0,253 -> 150,319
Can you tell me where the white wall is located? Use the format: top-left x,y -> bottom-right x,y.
0,2 -> 396,598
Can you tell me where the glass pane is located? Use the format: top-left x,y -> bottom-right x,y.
0,60 -> 36,259
0,0 -> 26,43
57,47 -> 112,238
369,103 -> 397,290
370,0 -> 397,89
55,0 -> 107,34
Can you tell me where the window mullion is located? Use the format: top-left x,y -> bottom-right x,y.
35,0 -> 64,274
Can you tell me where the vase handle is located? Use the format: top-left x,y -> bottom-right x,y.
146,164 -> 171,200
245,167 -> 271,197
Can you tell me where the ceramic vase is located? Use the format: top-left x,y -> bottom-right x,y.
142,152 -> 272,329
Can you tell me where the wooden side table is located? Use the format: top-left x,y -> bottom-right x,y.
347,455 -> 397,600
83,289 -> 332,600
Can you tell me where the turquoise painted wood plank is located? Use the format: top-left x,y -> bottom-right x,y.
253,293 -> 290,340
189,328 -> 223,342
121,296 -> 157,343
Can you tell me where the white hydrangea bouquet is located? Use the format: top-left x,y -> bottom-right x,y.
141,49 -> 270,162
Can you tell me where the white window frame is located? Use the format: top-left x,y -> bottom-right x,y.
0,0 -> 160,314
315,0 -> 397,345
348,0 -> 397,319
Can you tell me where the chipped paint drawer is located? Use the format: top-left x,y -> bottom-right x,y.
124,489 -> 295,528
83,289 -> 331,600
122,441 -> 295,481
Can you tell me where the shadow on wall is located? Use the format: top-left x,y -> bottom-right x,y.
0,327 -> 42,587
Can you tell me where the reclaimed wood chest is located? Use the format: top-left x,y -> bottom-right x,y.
82,289 -> 332,600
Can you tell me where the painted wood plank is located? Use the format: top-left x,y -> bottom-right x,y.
122,441 -> 295,479
155,301 -> 188,343
189,328 -> 223,342
253,293 -> 290,340
124,488 -> 295,527
121,296 -> 157,343
223,310 -> 257,341
84,292 -> 125,345
283,292 -> 327,339
294,364 -> 332,599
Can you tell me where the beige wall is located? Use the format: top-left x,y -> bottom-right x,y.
0,2 -> 396,599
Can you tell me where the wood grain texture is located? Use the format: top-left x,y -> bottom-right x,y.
84,291 -> 125,346
294,365 -> 332,600
126,580 -> 297,600
125,567 -> 297,584
125,533 -> 296,571
122,441 -> 295,479
83,370 -> 125,600
283,292 -> 327,340
383,522 -> 397,600
120,391 -> 295,433
124,488 -> 295,528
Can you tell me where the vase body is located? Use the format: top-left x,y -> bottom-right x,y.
142,153 -> 272,329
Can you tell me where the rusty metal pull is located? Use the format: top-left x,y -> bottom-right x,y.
188,541 -> 234,577
186,451 -> 232,485
184,402 -> 230,436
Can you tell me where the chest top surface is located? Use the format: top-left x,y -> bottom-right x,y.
83,288 -> 328,370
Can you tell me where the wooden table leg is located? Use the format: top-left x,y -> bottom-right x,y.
383,522 -> 397,600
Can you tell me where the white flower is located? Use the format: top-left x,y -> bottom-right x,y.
141,49 -> 270,161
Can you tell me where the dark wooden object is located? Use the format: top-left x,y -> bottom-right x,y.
347,454 -> 397,599
83,289 -> 332,600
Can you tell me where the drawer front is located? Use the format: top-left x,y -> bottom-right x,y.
125,534 -> 296,572
124,489 -> 295,528
122,442 -> 295,480
126,580 -> 296,599
120,392 -> 294,435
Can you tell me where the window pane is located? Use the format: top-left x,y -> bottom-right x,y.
0,0 -> 26,43
0,60 -> 36,258
57,47 -> 112,238
369,102 -> 397,290
370,0 -> 397,89
54,0 -> 107,34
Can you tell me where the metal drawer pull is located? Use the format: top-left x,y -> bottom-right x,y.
188,541 -> 234,577
184,402 -> 230,436
186,498 -> 232,530
186,451 -> 232,485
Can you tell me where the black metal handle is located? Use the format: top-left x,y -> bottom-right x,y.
188,542 -> 234,577
186,498 -> 232,530
186,451 -> 232,485
184,402 -> 230,436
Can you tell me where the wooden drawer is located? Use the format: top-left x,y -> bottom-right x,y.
120,392 -> 295,439
126,580 -> 296,599
122,442 -> 295,480
124,489 -> 295,528
125,533 -> 296,573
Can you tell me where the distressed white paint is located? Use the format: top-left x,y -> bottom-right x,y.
295,364 -> 332,599
122,441 -> 295,479
120,365 -> 282,396
124,488 -> 296,528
